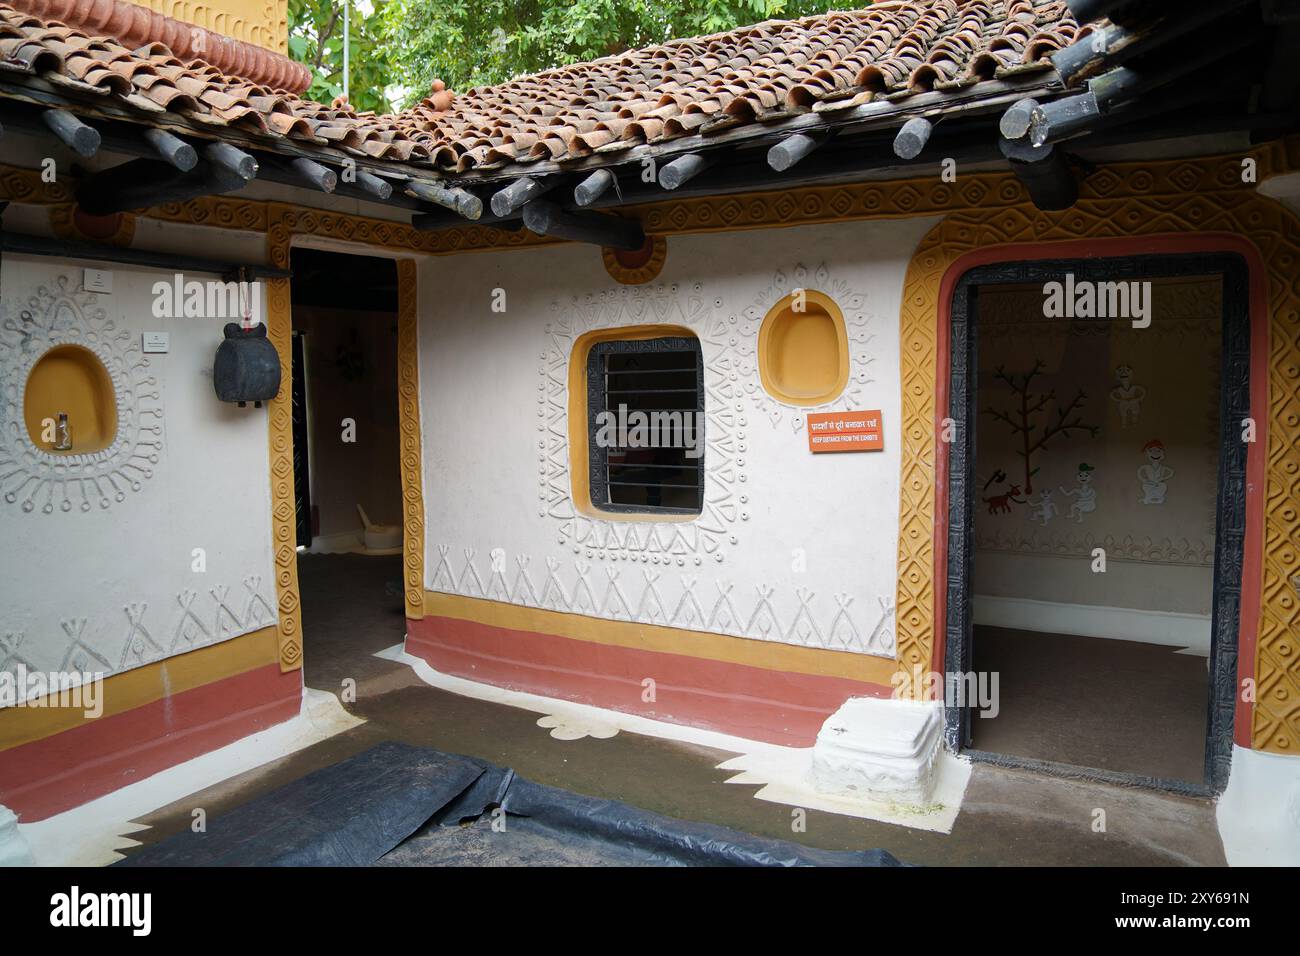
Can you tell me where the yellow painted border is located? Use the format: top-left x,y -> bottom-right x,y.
425,591 -> 898,685
396,259 -> 426,619
0,625 -> 279,751
567,323 -> 699,523
757,289 -> 850,407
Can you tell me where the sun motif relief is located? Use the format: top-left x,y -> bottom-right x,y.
734,263 -> 876,430
0,275 -> 163,514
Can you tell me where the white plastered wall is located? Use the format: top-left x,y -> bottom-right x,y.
418,217 -> 939,659
0,230 -> 278,693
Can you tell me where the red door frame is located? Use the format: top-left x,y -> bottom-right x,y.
929,234 -> 1268,748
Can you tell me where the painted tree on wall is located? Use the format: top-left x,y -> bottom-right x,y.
982,359 -> 1100,494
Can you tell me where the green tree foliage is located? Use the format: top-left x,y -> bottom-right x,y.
385,0 -> 841,103
288,0 -> 397,113
291,1 -> 846,112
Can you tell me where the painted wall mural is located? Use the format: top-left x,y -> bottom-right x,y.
0,254 -> 281,693
421,223 -> 926,661
973,278 -> 1221,567
527,264 -> 895,655
0,273 -> 163,514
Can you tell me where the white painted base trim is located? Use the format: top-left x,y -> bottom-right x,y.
1217,745 -> 1300,866
0,805 -> 35,866
812,697 -> 943,805
380,643 -> 972,833
16,689 -> 363,867
974,594 -> 1211,655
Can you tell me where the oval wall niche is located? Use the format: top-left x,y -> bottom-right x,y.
24,344 -> 119,454
758,289 -> 849,406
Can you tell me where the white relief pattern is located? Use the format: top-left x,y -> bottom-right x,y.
537,281 -> 741,564
735,263 -> 877,429
0,578 -> 279,703
478,267 -> 897,657
428,545 -> 887,655
0,274 -> 164,514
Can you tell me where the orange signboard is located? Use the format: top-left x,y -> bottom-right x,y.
806,409 -> 884,453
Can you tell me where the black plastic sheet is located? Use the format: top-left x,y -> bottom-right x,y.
118,742 -> 906,867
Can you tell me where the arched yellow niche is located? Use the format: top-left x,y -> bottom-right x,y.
758,288 -> 849,406
24,345 -> 118,453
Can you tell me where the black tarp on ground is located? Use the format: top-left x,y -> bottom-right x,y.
116,743 -> 485,867
118,742 -> 906,867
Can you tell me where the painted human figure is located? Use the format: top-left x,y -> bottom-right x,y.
1059,464 -> 1098,523
1138,438 -> 1174,505
1109,364 -> 1146,427
1029,488 -> 1059,525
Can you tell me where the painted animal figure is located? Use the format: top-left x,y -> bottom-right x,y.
983,485 -> 1023,514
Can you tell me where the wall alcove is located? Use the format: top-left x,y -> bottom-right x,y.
23,344 -> 119,454
758,289 -> 849,406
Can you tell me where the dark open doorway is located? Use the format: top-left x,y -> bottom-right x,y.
942,253 -> 1250,794
289,247 -> 406,679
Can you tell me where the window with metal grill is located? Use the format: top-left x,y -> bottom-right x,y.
586,336 -> 704,515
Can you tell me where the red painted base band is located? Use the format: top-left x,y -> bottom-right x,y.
406,615 -> 890,746
0,663 -> 302,822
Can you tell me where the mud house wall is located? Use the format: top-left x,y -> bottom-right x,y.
0,243 -> 279,692
416,217 -> 940,660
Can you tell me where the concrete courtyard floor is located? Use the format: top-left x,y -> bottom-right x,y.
118,554 -> 1227,866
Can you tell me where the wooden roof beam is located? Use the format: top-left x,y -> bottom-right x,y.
42,108 -> 99,157
521,199 -> 644,250
406,180 -> 483,220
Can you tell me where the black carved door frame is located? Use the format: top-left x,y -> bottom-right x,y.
290,330 -> 312,549
942,253 -> 1249,795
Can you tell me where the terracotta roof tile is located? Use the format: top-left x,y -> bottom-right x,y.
0,1 -> 1082,178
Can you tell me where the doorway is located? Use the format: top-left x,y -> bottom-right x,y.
942,253 -> 1251,793
289,247 -> 407,685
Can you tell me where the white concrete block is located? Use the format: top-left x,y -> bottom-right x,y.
0,806 -> 35,867
1217,745 -> 1300,866
811,697 -> 943,805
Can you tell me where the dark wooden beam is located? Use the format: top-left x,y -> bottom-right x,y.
574,168 -> 616,206
1028,91 -> 1101,146
1,228 -> 290,278
204,141 -> 257,182
42,109 -> 99,157
74,157 -> 251,215
1066,0 -> 1130,21
659,153 -> 710,190
491,176 -> 555,217
892,117 -> 935,160
521,199 -> 644,250
1051,25 -> 1127,87
142,128 -> 196,171
406,180 -> 482,219
999,97 -> 1040,141
767,132 -> 826,171
287,157 -> 336,193
349,169 -> 393,201
1005,143 -> 1078,211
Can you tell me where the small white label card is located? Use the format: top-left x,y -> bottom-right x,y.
142,332 -> 170,353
